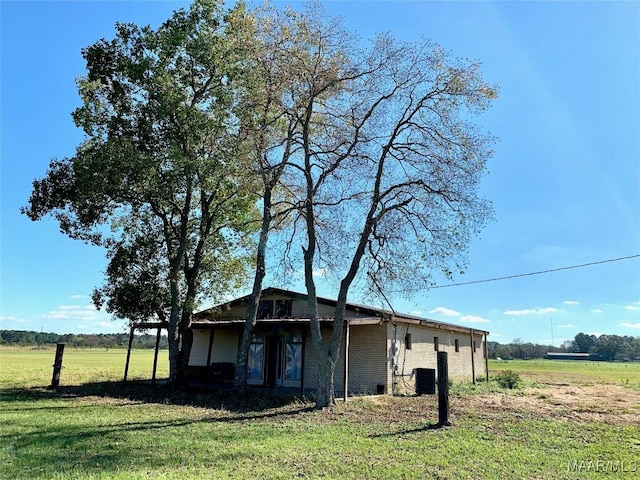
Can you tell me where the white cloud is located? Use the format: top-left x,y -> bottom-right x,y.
563,300 -> 580,305
503,307 -> 559,316
621,322 -> 640,329
591,308 -> 603,313
409,310 -> 422,316
429,306 -> 460,317
0,315 -> 26,324
39,304 -> 103,321
625,305 -> 640,311
79,320 -> 127,333
68,294 -> 87,299
312,268 -> 327,277
459,315 -> 490,323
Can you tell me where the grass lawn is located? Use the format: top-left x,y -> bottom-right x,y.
1,348 -> 639,479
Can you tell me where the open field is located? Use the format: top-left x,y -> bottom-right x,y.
490,358 -> 640,389
1,348 -> 639,479
0,346 -> 169,389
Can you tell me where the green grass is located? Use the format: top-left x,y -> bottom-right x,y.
0,346 -> 169,389
1,348 -> 639,479
489,358 -> 640,389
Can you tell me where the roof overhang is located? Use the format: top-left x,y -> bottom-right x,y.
191,316 -> 487,335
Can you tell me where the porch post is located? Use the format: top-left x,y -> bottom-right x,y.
343,320 -> 350,402
206,329 -> 215,366
469,328 -> 476,384
300,328 -> 306,398
124,325 -> 135,382
152,326 -> 162,385
484,331 -> 489,382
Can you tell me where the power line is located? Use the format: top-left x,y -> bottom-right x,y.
430,254 -> 640,289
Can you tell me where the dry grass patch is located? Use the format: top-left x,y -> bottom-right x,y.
458,383 -> 640,427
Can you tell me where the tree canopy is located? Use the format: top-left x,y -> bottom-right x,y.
247,2 -> 497,407
23,0 -> 259,384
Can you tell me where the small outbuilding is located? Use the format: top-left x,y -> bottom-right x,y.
187,287 -> 489,397
545,352 -> 601,361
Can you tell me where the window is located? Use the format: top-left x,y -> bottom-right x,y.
275,299 -> 293,318
247,334 -> 264,380
285,333 -> 302,381
405,333 -> 412,350
434,336 -> 439,352
257,300 -> 274,319
455,339 -> 460,352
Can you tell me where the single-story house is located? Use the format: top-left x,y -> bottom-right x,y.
187,287 -> 489,397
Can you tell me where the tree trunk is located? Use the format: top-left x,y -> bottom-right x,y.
315,351 -> 336,408
177,326 -> 193,387
235,287 -> 261,391
235,185 -> 272,391
166,270 -> 182,385
167,321 -> 180,385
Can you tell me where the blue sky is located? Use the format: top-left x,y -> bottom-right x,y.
1,1 -> 639,345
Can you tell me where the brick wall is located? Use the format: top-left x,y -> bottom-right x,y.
346,324 -> 389,394
190,321 -> 487,396
387,324 -> 486,395
303,326 -> 376,394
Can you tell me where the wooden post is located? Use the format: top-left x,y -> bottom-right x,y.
437,351 -> 451,427
300,329 -> 306,398
343,320 -> 350,402
152,327 -> 162,385
470,328 -> 476,384
484,331 -> 489,382
48,343 -> 66,389
123,326 -> 135,382
206,329 -> 215,367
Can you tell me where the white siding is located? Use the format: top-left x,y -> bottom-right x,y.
210,329 -> 239,363
189,329 -> 211,366
188,329 -> 240,366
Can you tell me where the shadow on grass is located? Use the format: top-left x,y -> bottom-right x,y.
1,383 -> 314,478
369,422 -> 450,438
0,379 -> 313,416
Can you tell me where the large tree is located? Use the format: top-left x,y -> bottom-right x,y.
231,2 -> 302,390
263,3 -> 497,408
570,332 -> 598,353
23,0 -> 258,385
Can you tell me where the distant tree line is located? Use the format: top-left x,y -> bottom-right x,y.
488,339 -> 566,361
563,332 -> 640,361
0,330 -> 168,350
488,333 -> 640,362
